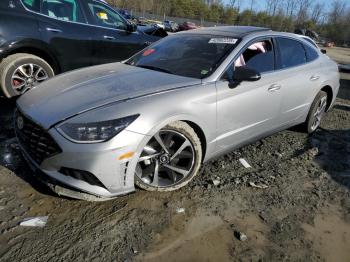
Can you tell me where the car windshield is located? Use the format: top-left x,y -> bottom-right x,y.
125,34 -> 239,79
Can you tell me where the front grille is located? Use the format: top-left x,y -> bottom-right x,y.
15,110 -> 62,165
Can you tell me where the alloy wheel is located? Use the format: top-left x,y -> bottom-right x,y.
311,96 -> 327,131
136,130 -> 195,188
11,63 -> 49,94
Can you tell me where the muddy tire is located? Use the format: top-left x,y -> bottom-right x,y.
0,53 -> 54,98
303,90 -> 328,134
135,121 -> 202,192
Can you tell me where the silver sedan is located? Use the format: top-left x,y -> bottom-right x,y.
15,26 -> 339,200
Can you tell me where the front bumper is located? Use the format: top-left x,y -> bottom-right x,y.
17,127 -> 148,200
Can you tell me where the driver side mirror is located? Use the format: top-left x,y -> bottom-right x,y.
226,67 -> 261,89
127,23 -> 137,32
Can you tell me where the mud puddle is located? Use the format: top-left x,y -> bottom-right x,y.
135,208 -> 269,262
303,204 -> 350,262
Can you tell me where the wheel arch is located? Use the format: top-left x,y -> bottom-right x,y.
139,115 -> 210,163
320,85 -> 333,111
183,120 -> 207,162
6,44 -> 61,74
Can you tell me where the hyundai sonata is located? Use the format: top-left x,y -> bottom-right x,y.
15,26 -> 340,200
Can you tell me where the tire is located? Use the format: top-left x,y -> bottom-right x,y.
303,90 -> 328,134
135,121 -> 202,192
0,53 -> 54,98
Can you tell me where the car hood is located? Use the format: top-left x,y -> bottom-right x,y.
17,63 -> 200,129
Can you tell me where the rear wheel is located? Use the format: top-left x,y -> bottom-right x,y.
0,53 -> 54,98
303,91 -> 328,134
135,121 -> 202,192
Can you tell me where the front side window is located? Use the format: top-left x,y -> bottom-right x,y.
234,39 -> 275,73
277,38 -> 307,69
21,0 -> 40,12
41,0 -> 85,23
87,1 -> 127,30
126,34 -> 238,79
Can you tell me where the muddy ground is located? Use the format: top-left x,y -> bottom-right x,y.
0,58 -> 350,262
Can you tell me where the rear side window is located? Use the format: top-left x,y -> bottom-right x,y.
22,0 -> 40,12
303,43 -> 319,62
277,38 -> 307,69
41,0 -> 85,23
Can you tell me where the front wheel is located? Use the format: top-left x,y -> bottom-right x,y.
135,121 -> 202,192
0,53 -> 54,98
303,90 -> 328,134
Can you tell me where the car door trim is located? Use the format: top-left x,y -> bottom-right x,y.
212,118 -> 270,143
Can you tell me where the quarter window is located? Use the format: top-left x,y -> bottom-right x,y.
303,43 -> 319,62
277,38 -> 307,69
41,0 -> 85,23
87,1 -> 127,30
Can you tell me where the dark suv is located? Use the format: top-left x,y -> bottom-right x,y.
0,0 -> 165,98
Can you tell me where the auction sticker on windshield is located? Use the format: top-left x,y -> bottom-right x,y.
209,38 -> 238,44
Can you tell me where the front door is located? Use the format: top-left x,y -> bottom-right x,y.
215,38 -> 282,152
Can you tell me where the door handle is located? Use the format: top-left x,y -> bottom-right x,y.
310,75 -> 320,81
268,84 -> 281,92
46,27 -> 62,33
103,35 -> 115,40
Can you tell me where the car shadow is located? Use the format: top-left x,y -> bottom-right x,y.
0,97 -> 16,142
338,78 -> 350,101
294,127 -> 350,190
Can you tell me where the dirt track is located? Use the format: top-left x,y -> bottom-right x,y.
0,58 -> 350,261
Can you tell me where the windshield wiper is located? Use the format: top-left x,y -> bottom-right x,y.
137,65 -> 173,75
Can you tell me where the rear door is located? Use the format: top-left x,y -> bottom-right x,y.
81,0 -> 148,65
215,38 -> 282,152
275,37 -> 322,123
37,0 -> 94,71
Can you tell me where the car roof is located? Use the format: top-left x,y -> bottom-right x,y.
180,26 -> 271,38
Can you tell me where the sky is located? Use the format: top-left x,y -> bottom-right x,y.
222,0 -> 332,12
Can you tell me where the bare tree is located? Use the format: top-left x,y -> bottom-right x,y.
249,0 -> 255,12
283,0 -> 297,18
265,0 -> 281,16
329,0 -> 347,24
311,2 -> 324,24
228,0 -> 242,12
295,0 -> 312,25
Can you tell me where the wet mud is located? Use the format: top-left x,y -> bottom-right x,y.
0,73 -> 349,261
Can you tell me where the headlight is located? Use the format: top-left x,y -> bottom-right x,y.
57,115 -> 139,143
